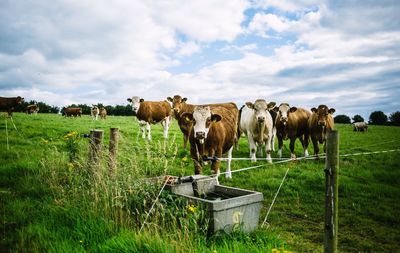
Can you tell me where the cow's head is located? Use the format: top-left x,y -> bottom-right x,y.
16,96 -> 24,104
277,103 -> 297,125
181,106 -> 222,144
167,95 -> 187,115
91,104 -> 98,110
246,99 -> 275,123
311,105 -> 335,127
127,96 -> 144,116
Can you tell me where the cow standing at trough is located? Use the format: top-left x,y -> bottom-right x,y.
99,107 -> 107,119
62,107 -> 82,117
308,105 -> 335,159
167,95 -> 239,149
239,99 -> 276,162
26,104 -> 39,115
0,96 -> 24,117
353,122 -> 368,132
275,103 -> 311,159
127,96 -> 172,140
182,105 -> 238,179
91,105 -> 100,120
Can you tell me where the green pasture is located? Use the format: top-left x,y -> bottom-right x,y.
1,113 -> 399,252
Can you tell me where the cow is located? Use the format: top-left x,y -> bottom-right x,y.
353,122 -> 368,132
182,105 -> 239,179
0,96 -> 24,117
99,107 -> 107,119
26,104 -> 39,115
91,105 -> 100,120
275,103 -> 311,159
239,99 -> 276,162
167,95 -> 239,149
308,105 -> 335,158
62,107 -> 82,117
127,96 -> 172,140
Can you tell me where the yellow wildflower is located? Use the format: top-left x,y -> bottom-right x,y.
67,163 -> 74,171
272,249 -> 280,253
182,156 -> 188,162
186,204 -> 197,213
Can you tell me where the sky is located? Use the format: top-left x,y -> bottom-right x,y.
1,0 -> 399,120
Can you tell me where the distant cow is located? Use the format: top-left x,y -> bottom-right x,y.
127,96 -> 172,140
62,107 -> 82,117
239,99 -> 275,162
308,105 -> 335,158
275,103 -> 311,159
353,122 -> 368,132
0,96 -> 24,117
182,105 -> 238,178
91,105 -> 99,120
167,95 -> 239,149
99,107 -> 107,119
26,104 -> 39,115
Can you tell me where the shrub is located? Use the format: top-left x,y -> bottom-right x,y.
369,111 -> 388,125
389,111 -> 400,126
352,114 -> 364,123
334,114 -> 351,124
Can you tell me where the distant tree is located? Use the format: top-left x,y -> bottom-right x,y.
369,111 -> 388,125
389,111 -> 400,126
352,114 -> 364,123
334,114 -> 351,124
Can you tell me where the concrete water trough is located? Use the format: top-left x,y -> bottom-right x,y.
166,175 -> 263,234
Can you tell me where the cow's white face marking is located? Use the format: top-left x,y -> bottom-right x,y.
192,106 -> 212,144
253,100 -> 269,123
278,104 -> 290,125
128,96 -> 142,115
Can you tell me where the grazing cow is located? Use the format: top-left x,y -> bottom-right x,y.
308,105 -> 335,158
239,99 -> 276,162
167,95 -> 239,149
353,122 -> 368,132
62,107 -> 82,117
127,96 -> 172,140
99,107 -> 107,119
275,103 -> 311,159
0,96 -> 24,117
182,105 -> 238,178
26,104 -> 39,115
91,105 -> 100,120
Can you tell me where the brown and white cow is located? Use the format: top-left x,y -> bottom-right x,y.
182,105 -> 239,179
353,122 -> 368,132
275,103 -> 311,159
0,96 -> 24,117
127,96 -> 172,140
99,107 -> 107,119
26,104 -> 39,115
308,105 -> 335,158
62,107 -> 82,117
91,105 -> 100,120
239,99 -> 276,162
167,95 -> 239,149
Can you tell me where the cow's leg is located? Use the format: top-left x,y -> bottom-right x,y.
258,142 -> 263,157
146,123 -> 151,141
138,121 -> 146,138
277,136 -> 283,158
289,137 -> 296,159
190,145 -> 202,175
225,146 -> 233,179
265,134 -> 272,163
183,134 -> 188,149
247,132 -> 257,162
312,137 -> 319,160
211,149 -> 222,177
271,127 -> 276,152
303,133 -> 310,157
162,116 -> 170,139
299,135 -> 309,157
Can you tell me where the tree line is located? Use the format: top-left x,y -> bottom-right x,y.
334,111 -> 400,126
13,101 -> 133,116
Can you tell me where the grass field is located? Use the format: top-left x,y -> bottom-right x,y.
1,113 -> 400,252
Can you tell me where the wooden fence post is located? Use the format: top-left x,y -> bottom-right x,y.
109,128 -> 119,174
89,129 -> 104,169
324,130 -> 339,253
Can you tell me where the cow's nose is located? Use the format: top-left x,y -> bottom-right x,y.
257,116 -> 265,122
173,108 -> 180,113
281,117 -> 287,122
196,132 -> 205,139
318,121 -> 326,126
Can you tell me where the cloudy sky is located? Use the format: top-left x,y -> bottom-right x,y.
1,0 -> 399,119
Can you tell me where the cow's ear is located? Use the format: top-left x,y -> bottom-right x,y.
167,97 -> 173,102
181,112 -> 193,122
311,107 -> 317,113
127,98 -> 132,102
272,106 -> 279,112
139,98 -> 144,103
328,108 -> 336,114
182,97 -> 187,102
245,102 -> 254,109
289,106 -> 297,113
267,102 -> 276,109
211,114 -> 222,122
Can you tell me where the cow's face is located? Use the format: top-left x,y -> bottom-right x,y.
167,95 -> 187,114
182,106 -> 222,144
311,105 -> 335,127
17,96 -> 24,104
246,99 -> 275,123
127,96 -> 144,115
278,103 -> 297,125
91,105 -> 98,110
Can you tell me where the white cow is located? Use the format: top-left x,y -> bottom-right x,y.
91,105 -> 99,120
239,99 -> 275,163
